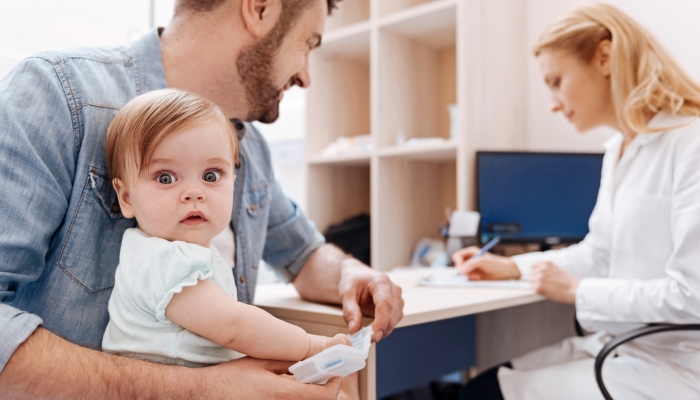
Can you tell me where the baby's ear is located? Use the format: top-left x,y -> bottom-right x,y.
112,178 -> 135,219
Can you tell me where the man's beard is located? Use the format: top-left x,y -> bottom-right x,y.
236,28 -> 286,123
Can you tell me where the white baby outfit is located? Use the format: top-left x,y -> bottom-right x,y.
102,228 -> 244,367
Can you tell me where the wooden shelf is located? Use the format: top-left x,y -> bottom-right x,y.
320,22 -> 371,62
378,141 -> 456,161
308,153 -> 371,166
305,0 -> 529,271
379,0 -> 457,49
378,0 -> 453,18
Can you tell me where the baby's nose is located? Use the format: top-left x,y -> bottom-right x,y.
181,187 -> 206,202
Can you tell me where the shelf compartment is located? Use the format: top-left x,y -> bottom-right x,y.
375,158 -> 456,271
307,164 -> 371,234
377,4 -> 456,148
306,30 -> 371,159
325,0 -> 370,32
378,0 -> 455,20
378,141 -> 456,161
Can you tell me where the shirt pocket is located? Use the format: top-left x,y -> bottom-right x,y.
57,167 -> 135,293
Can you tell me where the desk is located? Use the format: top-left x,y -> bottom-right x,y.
254,268 -> 545,400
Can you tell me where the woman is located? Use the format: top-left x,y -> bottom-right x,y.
454,3 -> 700,399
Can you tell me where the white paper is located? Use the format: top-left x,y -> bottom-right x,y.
418,273 -> 531,289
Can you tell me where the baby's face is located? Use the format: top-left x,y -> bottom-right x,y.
115,121 -> 235,247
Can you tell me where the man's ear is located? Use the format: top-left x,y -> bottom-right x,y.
595,39 -> 612,77
113,178 -> 135,219
240,0 -> 282,39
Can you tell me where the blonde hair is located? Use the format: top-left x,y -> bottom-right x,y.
106,89 -> 239,183
534,2 -> 700,133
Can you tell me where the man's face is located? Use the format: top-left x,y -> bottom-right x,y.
236,0 -> 327,123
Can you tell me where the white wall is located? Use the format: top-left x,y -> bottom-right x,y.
526,0 -> 700,152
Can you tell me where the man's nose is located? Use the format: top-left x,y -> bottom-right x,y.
180,186 -> 206,202
293,64 -> 311,89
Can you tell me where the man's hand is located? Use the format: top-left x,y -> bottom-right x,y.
293,245 -> 404,343
452,246 -> 521,280
338,258 -> 404,342
528,261 -> 581,304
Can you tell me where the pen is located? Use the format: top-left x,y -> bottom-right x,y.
470,236 -> 501,260
455,236 -> 501,276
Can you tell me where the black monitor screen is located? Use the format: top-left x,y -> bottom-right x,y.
477,151 -> 604,245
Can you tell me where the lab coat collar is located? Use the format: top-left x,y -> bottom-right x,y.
603,111 -> 693,152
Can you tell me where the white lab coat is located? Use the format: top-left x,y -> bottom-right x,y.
499,112 -> 700,400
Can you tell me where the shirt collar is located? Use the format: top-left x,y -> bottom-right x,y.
131,28 -> 168,95
603,111 -> 695,151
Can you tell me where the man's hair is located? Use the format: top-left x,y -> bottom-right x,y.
176,0 -> 341,16
106,89 -> 239,183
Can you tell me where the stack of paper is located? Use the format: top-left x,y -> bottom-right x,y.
418,273 -> 531,289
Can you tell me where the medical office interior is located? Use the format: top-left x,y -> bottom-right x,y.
2,0 -> 700,399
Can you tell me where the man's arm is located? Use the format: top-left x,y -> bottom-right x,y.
293,244 -> 404,342
0,327 -> 343,400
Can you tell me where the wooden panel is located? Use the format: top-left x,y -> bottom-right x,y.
378,32 -> 440,146
307,165 -> 370,233
376,159 -> 455,271
475,301 -> 576,371
437,47 -> 457,143
378,0 -> 439,17
306,54 -> 370,157
325,0 -> 370,31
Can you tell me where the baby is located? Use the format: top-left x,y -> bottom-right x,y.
101,89 -> 350,368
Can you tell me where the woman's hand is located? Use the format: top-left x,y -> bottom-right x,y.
452,247 -> 521,280
528,261 -> 581,304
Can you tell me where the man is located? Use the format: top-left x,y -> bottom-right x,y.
0,0 -> 404,398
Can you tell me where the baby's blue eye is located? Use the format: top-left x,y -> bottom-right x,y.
157,173 -> 176,184
203,171 -> 220,183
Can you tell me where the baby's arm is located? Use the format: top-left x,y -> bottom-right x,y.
165,278 -> 350,361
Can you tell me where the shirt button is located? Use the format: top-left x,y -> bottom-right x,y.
239,276 -> 245,283
112,204 -> 120,213
250,204 -> 256,211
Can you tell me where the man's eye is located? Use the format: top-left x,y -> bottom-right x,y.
157,173 -> 176,185
203,171 -> 220,183
552,79 -> 560,88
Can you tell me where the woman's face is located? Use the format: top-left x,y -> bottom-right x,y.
537,46 -> 615,133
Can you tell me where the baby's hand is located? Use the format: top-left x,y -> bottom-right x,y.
326,333 -> 352,349
305,333 -> 352,359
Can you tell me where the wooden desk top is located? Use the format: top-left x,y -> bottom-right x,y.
254,268 -> 543,328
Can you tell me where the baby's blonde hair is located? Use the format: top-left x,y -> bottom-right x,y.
534,2 -> 700,133
106,89 -> 239,183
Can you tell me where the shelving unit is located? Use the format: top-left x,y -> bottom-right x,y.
305,0 -> 528,271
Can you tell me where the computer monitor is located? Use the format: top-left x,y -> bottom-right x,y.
476,151 -> 604,246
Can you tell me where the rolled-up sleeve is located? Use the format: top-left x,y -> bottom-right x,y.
0,58 -> 75,373
262,179 -> 325,281
0,304 -> 43,373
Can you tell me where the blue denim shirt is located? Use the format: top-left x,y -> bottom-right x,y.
0,29 -> 324,373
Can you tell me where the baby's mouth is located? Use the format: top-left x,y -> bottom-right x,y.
180,211 -> 208,225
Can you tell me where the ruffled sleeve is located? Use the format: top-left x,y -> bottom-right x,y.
119,230 -> 214,324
